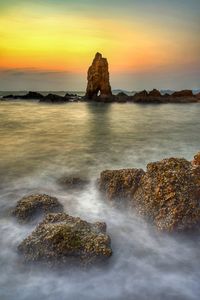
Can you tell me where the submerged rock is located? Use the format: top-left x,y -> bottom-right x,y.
99,153 -> 200,232
18,213 -> 112,267
12,194 -> 63,223
59,176 -> 90,190
85,52 -> 112,100
98,169 -> 145,205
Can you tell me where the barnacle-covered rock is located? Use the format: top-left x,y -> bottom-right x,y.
133,157 -> 200,231
18,213 -> 112,267
98,168 -> 145,205
12,194 -> 63,223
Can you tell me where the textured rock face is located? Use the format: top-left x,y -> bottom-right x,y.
85,52 -> 112,100
99,153 -> 200,232
133,157 -> 200,231
18,213 -> 112,267
98,169 -> 145,205
12,194 -> 63,223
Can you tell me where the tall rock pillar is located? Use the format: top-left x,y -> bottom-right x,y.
85,52 -> 112,100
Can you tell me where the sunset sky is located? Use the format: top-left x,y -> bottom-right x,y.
0,0 -> 199,91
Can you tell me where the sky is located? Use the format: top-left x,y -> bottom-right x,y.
0,0 -> 199,91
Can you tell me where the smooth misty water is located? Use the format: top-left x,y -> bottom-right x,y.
0,100 -> 200,300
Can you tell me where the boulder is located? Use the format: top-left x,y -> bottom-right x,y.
99,153 -> 200,232
85,52 -> 112,100
98,169 -> 145,205
12,194 -> 63,223
134,90 -> 149,98
133,157 -> 200,231
18,213 -> 112,267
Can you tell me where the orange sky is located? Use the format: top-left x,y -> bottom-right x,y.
0,0 -> 199,90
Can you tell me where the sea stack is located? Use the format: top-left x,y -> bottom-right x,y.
85,52 -> 112,100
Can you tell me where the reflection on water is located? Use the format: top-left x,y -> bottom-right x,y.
0,101 -> 200,300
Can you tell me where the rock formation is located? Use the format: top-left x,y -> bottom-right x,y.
18,212 -> 112,267
58,176 -> 90,190
172,90 -> 193,97
99,152 -> 200,232
149,89 -> 161,97
85,52 -> 112,100
12,194 -> 63,223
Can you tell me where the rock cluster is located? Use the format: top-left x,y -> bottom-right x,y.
18,213 -> 112,267
99,152 -> 200,232
12,194 -> 63,223
85,52 -> 112,100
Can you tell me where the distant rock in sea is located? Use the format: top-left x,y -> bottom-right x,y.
85,52 -> 112,100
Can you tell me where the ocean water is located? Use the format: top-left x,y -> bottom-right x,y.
0,100 -> 200,300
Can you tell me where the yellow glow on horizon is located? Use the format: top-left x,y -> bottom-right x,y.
0,7 -> 190,74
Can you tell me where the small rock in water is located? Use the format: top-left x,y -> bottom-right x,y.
12,194 -> 63,223
18,213 -> 112,267
58,176 -> 90,190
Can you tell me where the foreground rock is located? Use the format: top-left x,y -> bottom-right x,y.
99,153 -> 200,232
85,52 -> 112,100
12,194 -> 63,223
18,213 -> 112,267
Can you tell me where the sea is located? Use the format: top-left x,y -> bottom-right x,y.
0,91 -> 200,300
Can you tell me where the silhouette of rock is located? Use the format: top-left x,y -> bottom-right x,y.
85,52 -> 112,100
40,93 -> 69,103
149,89 -> 161,97
172,90 -> 193,97
3,91 -> 44,100
18,213 -> 112,267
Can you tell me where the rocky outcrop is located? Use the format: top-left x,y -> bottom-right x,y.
18,213 -> 112,267
12,194 -> 63,223
98,169 -> 145,205
99,153 -> 200,232
85,52 -> 112,100
172,90 -> 193,97
3,91 -> 44,100
58,176 -> 90,190
149,89 -> 161,97
40,93 -> 69,103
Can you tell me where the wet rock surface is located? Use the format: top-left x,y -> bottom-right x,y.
18,213 -> 112,267
12,194 -> 63,223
